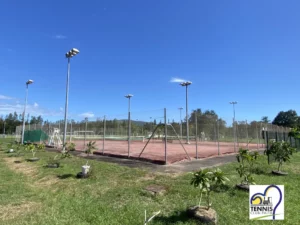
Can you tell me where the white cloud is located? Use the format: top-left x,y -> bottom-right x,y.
0,103 -> 63,117
53,34 -> 67,39
79,112 -> 95,118
60,107 -> 63,112
170,77 -> 187,83
0,95 -> 13,100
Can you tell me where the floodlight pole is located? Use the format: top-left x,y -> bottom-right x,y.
125,94 -> 133,158
180,81 -> 192,144
179,107 -> 183,140
21,80 -> 33,144
229,101 -> 237,152
62,48 -> 79,152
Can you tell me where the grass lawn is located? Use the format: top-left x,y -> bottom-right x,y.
0,138 -> 299,225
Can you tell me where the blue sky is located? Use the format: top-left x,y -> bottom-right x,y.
1,0 -> 300,125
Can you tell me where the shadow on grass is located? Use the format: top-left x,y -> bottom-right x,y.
211,184 -> 230,193
153,210 -> 196,224
57,174 -> 75,179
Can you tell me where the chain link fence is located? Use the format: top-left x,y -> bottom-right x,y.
15,108 -> 292,164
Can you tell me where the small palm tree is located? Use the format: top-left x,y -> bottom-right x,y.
85,141 -> 97,156
191,169 -> 211,209
190,168 -> 229,209
67,142 -> 76,151
236,148 -> 258,185
25,143 -> 37,158
211,168 -> 230,187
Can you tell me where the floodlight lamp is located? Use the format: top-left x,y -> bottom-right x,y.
26,80 -> 34,85
125,94 -> 133,98
71,48 -> 80,54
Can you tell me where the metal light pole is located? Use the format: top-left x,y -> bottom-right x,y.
229,101 -> 238,152
180,81 -> 192,144
178,107 -> 183,140
125,94 -> 133,157
62,48 -> 79,152
21,79 -> 34,144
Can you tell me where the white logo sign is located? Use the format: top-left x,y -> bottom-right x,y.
249,185 -> 284,220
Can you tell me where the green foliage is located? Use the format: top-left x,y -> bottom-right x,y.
25,143 -> 37,158
67,142 -> 76,151
85,141 -> 97,155
288,128 -> 300,139
236,148 -> 259,185
266,141 -> 296,172
190,168 -> 229,209
37,143 -> 45,150
272,109 -> 298,128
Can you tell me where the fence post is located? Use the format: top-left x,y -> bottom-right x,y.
102,116 -> 106,154
232,118 -> 236,152
164,108 -> 167,164
217,119 -> 220,155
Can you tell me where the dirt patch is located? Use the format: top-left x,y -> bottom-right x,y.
135,173 -> 157,182
3,158 -> 38,177
0,201 -> 41,221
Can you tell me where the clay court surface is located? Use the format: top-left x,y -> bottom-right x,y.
71,139 -> 265,164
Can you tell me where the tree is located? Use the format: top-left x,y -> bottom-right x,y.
272,110 -> 298,128
261,116 -> 270,123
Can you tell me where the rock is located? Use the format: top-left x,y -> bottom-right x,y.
27,158 -> 39,162
144,185 -> 167,196
272,170 -> 288,176
47,163 -> 60,168
187,206 -> 217,224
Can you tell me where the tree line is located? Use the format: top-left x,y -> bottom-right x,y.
0,109 -> 297,137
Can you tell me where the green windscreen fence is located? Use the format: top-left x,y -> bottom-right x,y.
23,129 -> 49,143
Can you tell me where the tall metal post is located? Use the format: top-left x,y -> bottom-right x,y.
62,48 -> 79,152
164,108 -> 167,164
62,57 -> 70,152
180,81 -> 191,144
21,80 -> 33,144
195,111 -> 198,159
185,85 -> 189,144
125,94 -> 133,158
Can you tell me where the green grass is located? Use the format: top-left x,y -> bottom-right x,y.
0,138 -> 299,224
